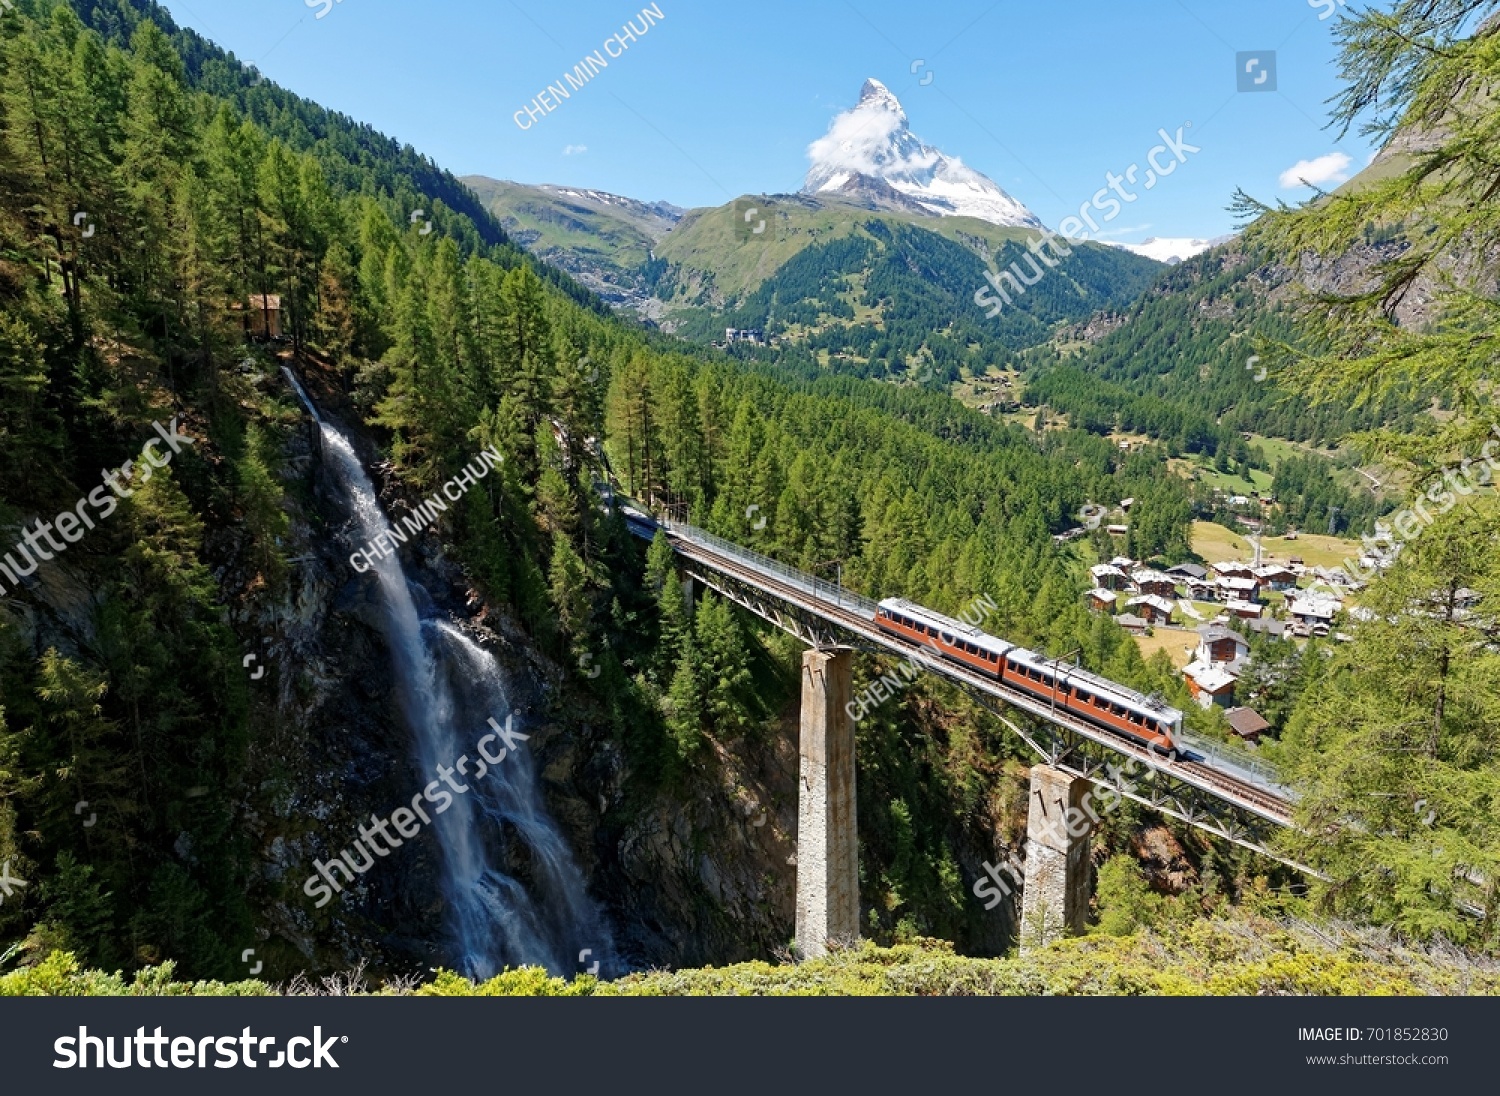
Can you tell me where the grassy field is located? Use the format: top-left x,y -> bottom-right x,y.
1130,625 -> 1199,669
1190,521 -> 1252,564
1189,521 -> 1359,570
1257,532 -> 1360,569
1190,464 -> 1275,496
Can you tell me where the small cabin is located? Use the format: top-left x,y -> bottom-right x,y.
1125,595 -> 1176,626
1131,569 -> 1179,599
1088,588 -> 1118,613
1225,707 -> 1271,744
244,294 -> 283,339
1195,625 -> 1249,668
1183,662 -> 1237,709
1089,563 -> 1131,591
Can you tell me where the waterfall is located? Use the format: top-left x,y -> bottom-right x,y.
282,368 -> 612,979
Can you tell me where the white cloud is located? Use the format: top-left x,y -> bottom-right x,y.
562,144 -> 588,156
806,102 -> 939,181
1279,152 -> 1352,189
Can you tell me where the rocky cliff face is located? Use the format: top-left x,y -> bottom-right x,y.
214,359 -> 802,978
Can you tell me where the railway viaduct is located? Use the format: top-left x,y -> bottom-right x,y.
623,507 -> 1303,957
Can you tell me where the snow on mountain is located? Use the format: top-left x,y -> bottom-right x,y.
1107,235 -> 1234,264
802,78 -> 1043,229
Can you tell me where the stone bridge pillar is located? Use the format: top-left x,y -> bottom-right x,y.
1018,764 -> 1094,951
795,647 -> 858,958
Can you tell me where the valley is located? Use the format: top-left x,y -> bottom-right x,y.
0,0 -> 1497,1023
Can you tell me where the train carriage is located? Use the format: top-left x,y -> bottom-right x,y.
875,598 -> 1181,755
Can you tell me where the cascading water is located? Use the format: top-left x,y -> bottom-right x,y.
282,367 -> 612,979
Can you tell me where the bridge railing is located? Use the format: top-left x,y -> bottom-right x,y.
1176,729 -> 1287,792
660,516 -> 881,619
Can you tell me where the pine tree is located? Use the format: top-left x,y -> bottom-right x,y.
1278,499 -> 1500,943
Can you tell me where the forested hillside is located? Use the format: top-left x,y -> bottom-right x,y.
664,209 -> 1162,384
1022,246 -> 1425,450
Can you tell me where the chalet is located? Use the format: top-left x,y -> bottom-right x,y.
1225,707 -> 1271,745
1089,564 -> 1132,592
1217,576 -> 1261,603
1314,565 -> 1363,589
1182,661 -> 1237,709
1195,625 -> 1249,669
1106,524 -> 1130,537
1115,613 -> 1150,635
243,294 -> 283,339
1243,617 -> 1287,639
1225,599 -> 1265,620
1255,564 -> 1299,591
1109,556 -> 1138,571
1185,577 -> 1219,602
1119,497 -> 1136,512
1131,569 -> 1179,599
1254,566 -> 1302,590
1124,595 -> 1176,626
1088,588 -> 1118,613
1288,555 -> 1305,569
1287,595 -> 1340,628
1213,561 -> 1258,580
1166,563 -> 1208,582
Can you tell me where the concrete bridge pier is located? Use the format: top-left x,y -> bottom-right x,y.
795,647 -> 859,958
1018,764 -> 1094,951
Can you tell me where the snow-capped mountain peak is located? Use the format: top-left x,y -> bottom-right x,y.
855,77 -> 904,116
803,79 -> 1042,229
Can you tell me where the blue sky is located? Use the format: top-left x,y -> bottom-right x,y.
158,0 -> 1375,242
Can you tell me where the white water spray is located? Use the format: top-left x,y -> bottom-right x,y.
283,368 -> 611,977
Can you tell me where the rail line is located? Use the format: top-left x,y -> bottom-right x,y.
627,510 -> 1296,830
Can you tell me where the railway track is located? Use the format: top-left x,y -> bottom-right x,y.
642,516 -> 1296,829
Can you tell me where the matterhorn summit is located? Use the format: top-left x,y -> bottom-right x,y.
802,78 -> 1043,229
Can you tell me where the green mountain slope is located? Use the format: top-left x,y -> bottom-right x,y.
462,177 -> 679,312
654,194 -> 1164,381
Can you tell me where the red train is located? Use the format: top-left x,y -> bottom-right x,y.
875,597 -> 1183,755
